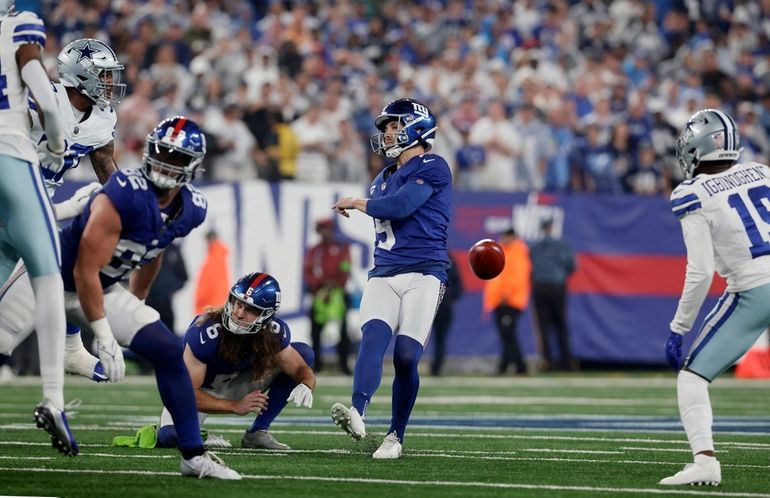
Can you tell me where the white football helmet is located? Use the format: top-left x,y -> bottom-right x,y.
57,38 -> 126,109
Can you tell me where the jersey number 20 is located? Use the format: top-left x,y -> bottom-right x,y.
728,185 -> 770,259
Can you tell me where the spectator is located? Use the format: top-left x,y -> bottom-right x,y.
529,219 -> 577,372
195,230 -> 231,315
431,253 -> 463,376
483,228 -> 532,375
303,218 -> 352,375
146,242 -> 188,335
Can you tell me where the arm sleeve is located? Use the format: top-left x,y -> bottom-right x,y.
670,212 -> 715,334
366,181 -> 433,220
20,60 -> 64,151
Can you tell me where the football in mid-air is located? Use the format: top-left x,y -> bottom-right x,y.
468,239 -> 505,280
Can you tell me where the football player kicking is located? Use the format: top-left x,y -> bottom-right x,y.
0,116 -> 241,479
155,272 -> 315,450
0,0 -> 77,455
661,109 -> 770,486
330,98 -> 452,459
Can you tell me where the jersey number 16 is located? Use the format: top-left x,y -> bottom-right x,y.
728,185 -> 770,259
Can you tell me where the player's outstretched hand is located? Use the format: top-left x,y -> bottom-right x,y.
287,383 -> 313,408
37,140 -> 66,175
233,390 -> 268,415
96,336 -> 125,382
332,198 -> 352,218
665,331 -> 683,371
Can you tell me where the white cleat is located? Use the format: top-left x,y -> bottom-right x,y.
203,434 -> 232,449
181,451 -> 242,480
372,432 -> 402,459
660,460 -> 721,486
331,403 -> 366,440
65,345 -> 107,382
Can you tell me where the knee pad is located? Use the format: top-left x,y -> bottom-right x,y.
291,342 -> 314,368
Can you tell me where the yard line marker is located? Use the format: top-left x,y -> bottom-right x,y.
1,467 -> 769,497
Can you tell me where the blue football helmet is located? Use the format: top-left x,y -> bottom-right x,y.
222,272 -> 282,335
142,116 -> 206,190
371,98 -> 438,158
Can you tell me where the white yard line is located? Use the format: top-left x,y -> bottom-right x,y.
0,466 -> 769,497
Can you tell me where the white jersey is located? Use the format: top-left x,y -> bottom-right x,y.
670,161 -> 770,333
0,11 -> 47,163
29,82 -> 116,192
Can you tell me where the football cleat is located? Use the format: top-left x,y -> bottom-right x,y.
241,430 -> 290,450
373,432 -> 402,459
203,434 -> 232,449
34,399 -> 79,456
65,343 -> 108,382
660,460 -> 721,486
331,403 -> 366,440
181,451 -> 241,480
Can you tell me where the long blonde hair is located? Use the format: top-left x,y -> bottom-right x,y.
197,306 -> 281,381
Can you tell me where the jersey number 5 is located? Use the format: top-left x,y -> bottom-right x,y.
374,218 -> 395,250
728,185 -> 770,259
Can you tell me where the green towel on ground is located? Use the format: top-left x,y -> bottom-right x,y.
112,424 -> 159,448
112,425 -> 210,448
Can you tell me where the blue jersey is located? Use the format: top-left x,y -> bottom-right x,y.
185,314 -> 291,389
368,153 -> 452,282
59,168 -> 207,291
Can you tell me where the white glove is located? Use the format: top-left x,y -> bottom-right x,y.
287,383 -> 313,408
91,318 -> 125,382
37,140 -> 66,175
54,182 -> 101,220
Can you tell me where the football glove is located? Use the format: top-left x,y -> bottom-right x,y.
665,331 -> 684,371
54,182 -> 101,220
37,140 -> 66,175
287,383 -> 313,408
91,318 -> 125,382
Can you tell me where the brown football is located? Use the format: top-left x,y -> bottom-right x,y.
468,239 -> 505,280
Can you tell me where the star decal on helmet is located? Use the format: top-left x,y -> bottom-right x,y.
74,42 -> 96,63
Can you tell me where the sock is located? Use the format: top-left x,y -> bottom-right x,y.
65,325 -> 86,352
157,425 -> 179,448
388,335 -> 423,443
678,369 -> 715,456
65,322 -> 81,336
695,453 -> 717,465
30,274 -> 65,409
130,320 -> 203,456
351,319 -> 392,416
250,342 -> 314,432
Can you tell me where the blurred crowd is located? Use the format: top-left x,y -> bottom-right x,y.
36,0 -> 770,195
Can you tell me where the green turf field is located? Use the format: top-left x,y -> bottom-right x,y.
1,373 -> 769,497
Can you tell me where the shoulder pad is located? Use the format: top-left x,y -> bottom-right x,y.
10,12 -> 46,48
670,184 -> 701,219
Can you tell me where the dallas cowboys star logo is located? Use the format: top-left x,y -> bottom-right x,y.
74,42 -> 96,63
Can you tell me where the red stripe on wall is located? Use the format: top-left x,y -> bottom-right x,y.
453,250 -> 726,297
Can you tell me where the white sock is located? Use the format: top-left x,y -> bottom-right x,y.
677,370 -> 714,456
695,453 -> 717,465
30,274 -> 66,410
65,330 -> 84,352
